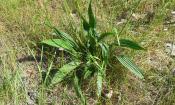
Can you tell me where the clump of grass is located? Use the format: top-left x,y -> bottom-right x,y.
0,47 -> 28,105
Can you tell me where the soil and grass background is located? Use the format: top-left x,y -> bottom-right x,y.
1,0 -> 175,105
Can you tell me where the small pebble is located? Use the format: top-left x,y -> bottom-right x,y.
116,19 -> 126,25
165,43 -> 175,56
59,48 -> 64,51
105,89 -> 113,99
163,28 -> 168,31
171,11 -> 175,15
172,68 -> 175,76
51,32 -> 57,36
28,91 -> 38,103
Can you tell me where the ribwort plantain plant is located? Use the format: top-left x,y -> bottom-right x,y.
42,0 -> 144,104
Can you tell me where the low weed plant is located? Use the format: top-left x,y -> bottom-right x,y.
42,0 -> 144,104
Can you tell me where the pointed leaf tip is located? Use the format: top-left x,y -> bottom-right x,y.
88,0 -> 96,29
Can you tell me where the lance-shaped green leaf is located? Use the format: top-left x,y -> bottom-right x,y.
73,75 -> 87,105
45,23 -> 74,43
53,27 -> 78,48
77,8 -> 90,31
81,15 -> 90,31
96,62 -> 105,97
97,70 -> 103,97
42,39 -> 75,53
50,61 -> 81,86
98,32 -> 115,42
88,0 -> 96,29
115,39 -> 144,50
117,55 -> 144,79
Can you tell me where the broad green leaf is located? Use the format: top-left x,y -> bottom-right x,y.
117,55 -> 144,79
88,0 -> 96,29
98,32 -> 115,42
53,27 -> 78,48
42,39 -> 75,52
50,61 -> 81,86
115,39 -> 144,50
73,75 -> 87,105
45,23 -> 78,48
53,27 -> 74,42
45,23 -> 74,43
